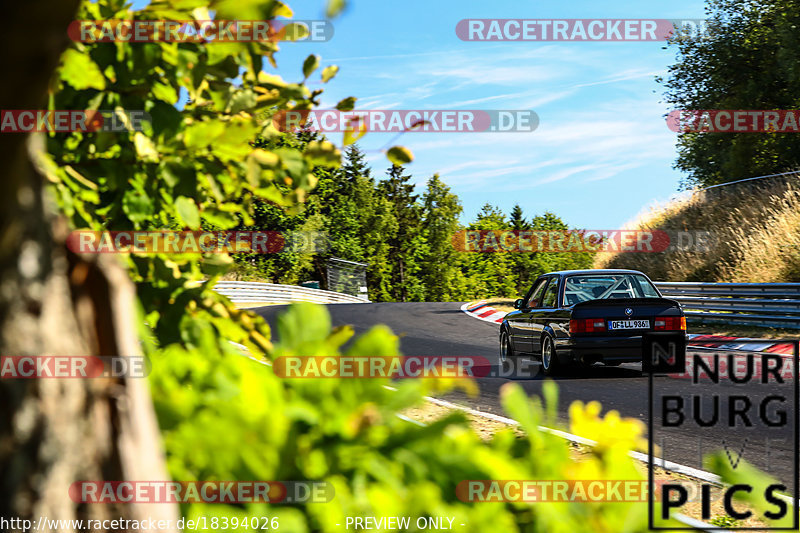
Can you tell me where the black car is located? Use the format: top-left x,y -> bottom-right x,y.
500,269 -> 686,375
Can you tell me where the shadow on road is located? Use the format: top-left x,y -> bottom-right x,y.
469,358 -> 644,382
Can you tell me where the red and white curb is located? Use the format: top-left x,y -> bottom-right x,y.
461,300 -> 507,324
686,334 -> 794,354
460,301 -> 796,354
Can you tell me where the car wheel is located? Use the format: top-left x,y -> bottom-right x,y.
541,335 -> 561,376
500,329 -> 515,363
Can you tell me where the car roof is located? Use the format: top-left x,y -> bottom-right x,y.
545,269 -> 646,276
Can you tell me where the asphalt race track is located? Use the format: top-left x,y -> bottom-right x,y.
254,302 -> 797,493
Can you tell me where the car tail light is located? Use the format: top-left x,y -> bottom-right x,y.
654,316 -> 686,331
569,318 -> 606,333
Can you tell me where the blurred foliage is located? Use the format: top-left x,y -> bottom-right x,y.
706,452 -> 795,529
150,303 -> 667,532
40,0 -> 779,530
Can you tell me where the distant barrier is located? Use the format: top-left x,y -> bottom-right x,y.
214,280 -> 800,324
213,281 -> 369,304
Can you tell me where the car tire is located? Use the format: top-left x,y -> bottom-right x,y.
500,329 -> 515,363
540,335 -> 561,376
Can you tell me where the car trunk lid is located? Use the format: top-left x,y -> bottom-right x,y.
570,297 -> 683,335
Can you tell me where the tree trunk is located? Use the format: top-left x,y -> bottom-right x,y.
0,2 -> 177,530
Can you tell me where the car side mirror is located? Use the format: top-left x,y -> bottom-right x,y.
514,299 -> 523,309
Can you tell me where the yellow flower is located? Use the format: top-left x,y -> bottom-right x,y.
569,400 -> 647,452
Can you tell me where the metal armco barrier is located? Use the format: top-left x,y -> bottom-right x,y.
213,281 -> 369,304
654,282 -> 800,329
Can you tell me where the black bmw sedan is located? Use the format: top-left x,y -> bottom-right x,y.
500,269 -> 686,375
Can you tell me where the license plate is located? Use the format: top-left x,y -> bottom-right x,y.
608,320 -> 650,330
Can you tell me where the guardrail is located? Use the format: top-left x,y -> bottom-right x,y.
213,281 -> 369,304
654,282 -> 800,329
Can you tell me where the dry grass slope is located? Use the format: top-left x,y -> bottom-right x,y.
593,175 -> 800,282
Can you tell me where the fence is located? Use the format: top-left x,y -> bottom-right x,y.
327,257 -> 369,300
654,281 -> 800,329
213,281 -> 370,304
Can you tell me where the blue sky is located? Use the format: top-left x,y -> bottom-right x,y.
269,0 -> 709,228
135,0 -> 708,228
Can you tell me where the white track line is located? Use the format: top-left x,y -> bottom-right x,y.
393,388 -> 719,530
422,393 -> 722,482
418,392 -> 799,507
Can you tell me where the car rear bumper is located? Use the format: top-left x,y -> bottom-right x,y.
555,335 -> 646,364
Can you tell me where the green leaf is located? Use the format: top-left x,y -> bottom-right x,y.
149,101 -> 182,139
500,383 -> 542,437
227,89 -> 257,114
184,120 -> 226,150
542,379 -> 559,424
275,147 -> 307,179
160,161 -> 193,189
706,453 -> 793,528
302,55 -> 320,80
122,188 -> 155,224
386,146 -> 413,165
304,141 -> 341,167
326,0 -> 347,17
201,209 -> 239,229
200,254 -> 233,276
215,118 -> 259,159
152,82 -> 178,104
344,324 -> 399,358
282,23 -> 310,42
321,65 -> 339,83
343,116 -> 367,146
207,43 -> 247,68
276,302 -> 331,349
272,0 -> 293,17
60,49 -> 106,91
335,96 -> 357,111
175,196 -> 200,229
132,133 -> 159,163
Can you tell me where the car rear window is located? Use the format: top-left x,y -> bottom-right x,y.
562,274 -> 660,306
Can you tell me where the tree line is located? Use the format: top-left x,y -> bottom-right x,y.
238,130 -> 592,301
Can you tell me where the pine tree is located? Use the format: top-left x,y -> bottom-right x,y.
456,204 -> 517,298
421,174 -> 462,301
378,165 -> 423,301
508,203 -> 531,291
509,204 -> 529,230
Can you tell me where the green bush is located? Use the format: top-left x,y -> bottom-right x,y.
149,302 -> 665,532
